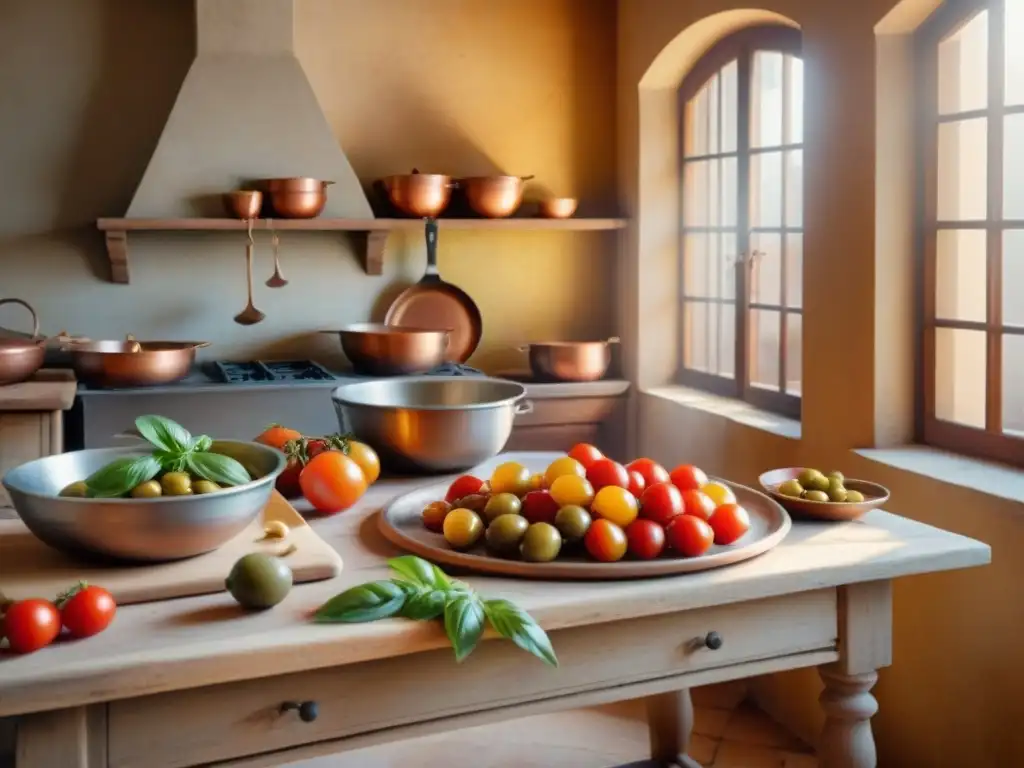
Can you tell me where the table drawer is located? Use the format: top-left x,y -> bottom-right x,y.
108,589 -> 837,768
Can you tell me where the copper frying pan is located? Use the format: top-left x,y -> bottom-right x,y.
385,217 -> 482,363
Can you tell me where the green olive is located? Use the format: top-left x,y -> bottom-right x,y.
554,505 -> 592,544
802,489 -> 829,502
826,478 -> 848,502
443,508 -> 484,549
483,493 -> 522,525
226,553 -> 293,610
59,481 -> 89,498
160,471 -> 193,496
485,514 -> 530,556
193,480 -> 221,495
845,490 -> 865,503
826,470 -> 845,483
130,480 -> 163,498
777,479 -> 804,498
797,469 -> 829,492
521,522 -> 562,563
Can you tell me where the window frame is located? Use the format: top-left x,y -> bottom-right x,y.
916,0 -> 1024,468
677,25 -> 803,420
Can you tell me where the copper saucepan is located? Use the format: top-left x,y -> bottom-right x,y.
321,323 -> 451,376
260,177 -> 334,219
381,169 -> 457,218
460,175 -> 535,218
62,337 -> 211,388
518,337 -> 620,382
0,298 -> 46,385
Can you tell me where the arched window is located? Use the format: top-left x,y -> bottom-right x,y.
918,0 -> 1023,466
678,25 -> 803,419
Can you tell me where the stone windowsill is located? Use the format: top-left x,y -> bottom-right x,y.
643,385 -> 801,440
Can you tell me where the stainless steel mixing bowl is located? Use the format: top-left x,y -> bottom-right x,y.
331,376 -> 532,473
1,441 -> 287,562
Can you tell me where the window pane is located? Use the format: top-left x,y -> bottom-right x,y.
683,233 -> 709,297
684,302 -> 709,371
707,73 -> 720,155
1004,114 -> 1024,219
934,328 -> 986,428
786,313 -> 802,395
787,55 -> 804,144
786,233 -> 802,308
750,233 -> 782,305
1005,230 -> 1024,327
935,230 -> 987,322
686,82 -> 708,157
937,118 -> 988,221
683,160 -> 710,226
717,302 -> 736,378
751,51 -> 784,148
721,60 -> 739,152
750,309 -> 781,390
1007,0 -> 1024,106
721,157 -> 738,226
708,158 -> 721,225
721,232 -> 737,300
785,150 -> 803,227
751,151 -> 783,228
1004,334 -> 1024,435
937,11 -> 988,115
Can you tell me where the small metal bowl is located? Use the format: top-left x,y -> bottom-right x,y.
538,197 -> 578,219
1,441 -> 286,562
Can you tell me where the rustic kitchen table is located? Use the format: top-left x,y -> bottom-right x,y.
0,452 -> 989,768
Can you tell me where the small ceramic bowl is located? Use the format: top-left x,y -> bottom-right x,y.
758,467 -> 890,522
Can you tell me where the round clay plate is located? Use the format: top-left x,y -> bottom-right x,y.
758,467 -> 890,522
378,460 -> 791,580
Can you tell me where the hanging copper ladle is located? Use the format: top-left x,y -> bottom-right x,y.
265,224 -> 287,288
234,218 -> 266,325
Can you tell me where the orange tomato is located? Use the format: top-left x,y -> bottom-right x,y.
549,474 -> 595,508
681,489 -> 716,522
300,452 -> 367,514
490,462 -> 531,496
709,504 -> 751,545
544,457 -> 586,487
584,519 -> 628,562
346,440 -> 380,485
591,486 -> 639,528
254,424 -> 302,451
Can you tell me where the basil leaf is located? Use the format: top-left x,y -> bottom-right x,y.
135,415 -> 192,454
399,588 -> 448,621
314,580 -> 407,623
191,435 -> 213,452
444,593 -> 485,662
484,599 -> 558,667
186,452 -> 251,487
389,555 -> 452,591
85,455 -> 163,498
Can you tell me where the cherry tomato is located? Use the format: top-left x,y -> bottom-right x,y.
591,486 -> 639,528
666,515 -> 714,557
669,464 -> 709,492
300,452 -> 368,514
626,458 -> 670,488
445,475 -> 484,504
305,439 -> 331,461
59,585 -> 116,639
681,489 -> 716,522
490,462 -> 531,496
346,440 -> 380,485
422,500 -> 452,532
568,443 -> 603,470
275,458 -> 303,499
254,424 -> 302,451
521,490 -> 560,524
709,504 -> 751,545
584,518 -> 628,562
625,519 -> 666,560
3,599 -> 60,654
701,481 -> 737,507
528,473 -> 545,491
549,474 -> 595,508
587,458 -> 630,491
543,457 -> 586,487
627,469 -> 646,498
639,481 -> 685,526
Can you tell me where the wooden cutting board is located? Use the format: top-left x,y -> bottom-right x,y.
0,492 -> 342,605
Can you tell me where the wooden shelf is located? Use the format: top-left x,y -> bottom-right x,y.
95,217 -> 628,284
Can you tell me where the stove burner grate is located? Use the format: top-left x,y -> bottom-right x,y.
209,360 -> 336,383
421,362 -> 484,377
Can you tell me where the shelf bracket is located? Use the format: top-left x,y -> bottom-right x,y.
105,230 -> 130,284
351,230 -> 388,276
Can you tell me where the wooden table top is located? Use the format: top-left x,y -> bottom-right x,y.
0,369 -> 77,411
0,452 -> 990,718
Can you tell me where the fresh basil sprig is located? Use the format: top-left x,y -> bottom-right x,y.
314,555 -> 557,667
85,455 -> 163,498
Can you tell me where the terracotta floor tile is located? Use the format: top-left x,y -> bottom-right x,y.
688,732 -> 721,765
711,741 -> 789,768
692,681 -> 749,710
720,704 -> 809,751
693,706 -> 733,739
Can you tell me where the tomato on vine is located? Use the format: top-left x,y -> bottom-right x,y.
57,584 -> 117,639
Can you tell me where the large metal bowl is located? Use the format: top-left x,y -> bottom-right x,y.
331,376 -> 532,473
1,441 -> 286,562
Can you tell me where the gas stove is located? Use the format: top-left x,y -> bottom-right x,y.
209,360 -> 336,383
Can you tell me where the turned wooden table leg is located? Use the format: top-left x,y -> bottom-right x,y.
818,666 -> 879,768
647,689 -> 701,768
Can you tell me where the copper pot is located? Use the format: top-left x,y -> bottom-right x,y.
224,190 -> 263,219
0,298 -> 45,385
382,170 -> 455,217
322,323 -> 451,376
63,338 -> 211,388
262,178 -> 334,219
518,337 -> 620,382
538,197 -> 578,219
461,175 -> 535,218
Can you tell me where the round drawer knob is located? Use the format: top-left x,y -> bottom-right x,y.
704,631 -> 723,650
281,700 -> 319,722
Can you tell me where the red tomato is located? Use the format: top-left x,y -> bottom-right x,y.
625,519 -> 666,560
587,458 -> 630,491
639,481 -> 685,526
709,504 -> 751,545
626,458 -> 670,488
681,489 -> 716,522
59,585 -> 116,639
300,452 -> 368,514
567,443 -> 604,470
445,475 -> 485,504
666,515 -> 714,558
254,424 -> 302,451
3,599 -> 61,654
627,469 -> 646,498
275,458 -> 303,499
669,464 -> 709,492
584,519 -> 628,562
521,490 -> 560,524
305,439 -> 331,461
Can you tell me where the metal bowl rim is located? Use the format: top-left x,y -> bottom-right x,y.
1,440 -> 286,505
331,376 -> 527,411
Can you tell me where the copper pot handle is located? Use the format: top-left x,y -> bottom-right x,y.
0,298 -> 41,339
606,336 -> 621,345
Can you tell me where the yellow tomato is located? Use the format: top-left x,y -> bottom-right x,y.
543,456 -> 585,487
346,440 -> 381,485
490,461 -> 531,496
549,474 -> 595,508
591,486 -> 638,528
701,481 -> 736,507
528,473 -> 545,491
